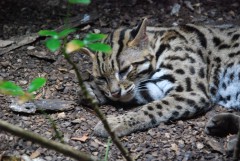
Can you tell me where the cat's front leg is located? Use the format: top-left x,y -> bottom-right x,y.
94,111 -> 152,137
78,81 -> 107,106
94,92 -> 210,137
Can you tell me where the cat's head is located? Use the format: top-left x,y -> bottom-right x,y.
83,18 -> 155,102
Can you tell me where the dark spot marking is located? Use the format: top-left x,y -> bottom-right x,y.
175,96 -> 185,101
176,105 -> 182,109
233,43 -> 239,48
198,68 -> 205,78
230,73 -> 234,80
156,104 -> 162,109
189,66 -> 195,74
213,37 -> 221,46
144,111 -> 149,115
175,69 -> 185,74
176,85 -> 184,92
187,99 -> 195,106
226,95 -> 231,101
198,83 -> 208,98
149,114 -> 157,125
227,62 -> 234,69
228,51 -> 240,58
174,47 -> 183,51
200,97 -> 206,103
207,59 -> 211,72
227,31 -> 234,36
219,44 -> 231,50
222,82 -> 227,90
185,47 -> 194,52
148,106 -> 154,111
232,34 -> 240,42
214,57 -> 221,63
158,111 -> 163,117
186,77 -> 192,91
197,50 -> 205,62
172,111 -> 179,117
162,100 -> 169,105
210,87 -> 217,96
182,110 -> 190,118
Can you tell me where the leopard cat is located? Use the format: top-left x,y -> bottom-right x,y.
79,18 -> 240,137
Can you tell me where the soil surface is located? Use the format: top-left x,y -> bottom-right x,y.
1,0 -> 240,161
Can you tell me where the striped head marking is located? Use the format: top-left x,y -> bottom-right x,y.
84,18 -> 155,102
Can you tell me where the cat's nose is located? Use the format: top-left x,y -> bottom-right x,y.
111,89 -> 121,98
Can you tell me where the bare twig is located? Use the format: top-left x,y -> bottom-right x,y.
63,52 -> 134,161
0,119 -> 97,161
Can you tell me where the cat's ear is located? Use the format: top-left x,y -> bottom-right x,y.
80,47 -> 95,59
128,18 -> 148,47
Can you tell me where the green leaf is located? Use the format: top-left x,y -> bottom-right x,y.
68,0 -> 91,4
87,43 -> 111,53
46,38 -> 61,52
38,30 -> 58,39
0,81 -> 24,96
84,33 -> 107,43
58,28 -> 76,38
27,77 -> 46,93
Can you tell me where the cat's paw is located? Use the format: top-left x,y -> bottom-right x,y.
78,81 -> 106,106
205,113 -> 239,137
94,116 -> 131,137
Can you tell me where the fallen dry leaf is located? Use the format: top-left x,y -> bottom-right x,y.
30,150 -> 41,159
71,134 -> 89,142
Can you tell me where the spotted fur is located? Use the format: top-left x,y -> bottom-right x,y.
81,18 -> 240,137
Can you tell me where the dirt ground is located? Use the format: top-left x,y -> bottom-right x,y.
1,0 -> 240,160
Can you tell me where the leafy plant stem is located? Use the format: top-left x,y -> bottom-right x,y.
104,138 -> 112,161
38,107 -> 64,143
62,51 -> 134,161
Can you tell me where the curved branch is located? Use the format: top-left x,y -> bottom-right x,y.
0,119 -> 98,161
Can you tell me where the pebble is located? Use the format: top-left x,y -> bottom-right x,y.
90,141 -> 99,150
1,61 -> 10,67
27,46 -> 35,50
19,80 -> 28,85
196,142 -> 204,149
44,156 -> 52,161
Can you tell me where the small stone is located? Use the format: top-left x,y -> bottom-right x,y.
57,112 -> 66,119
1,61 -> 10,67
178,140 -> 185,148
165,133 -> 171,138
44,156 -> 52,161
196,142 -> 204,149
71,119 -> 82,124
93,29 -> 100,33
27,46 -> 35,50
92,152 -> 98,156
19,80 -> 28,85
90,141 -> 99,150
